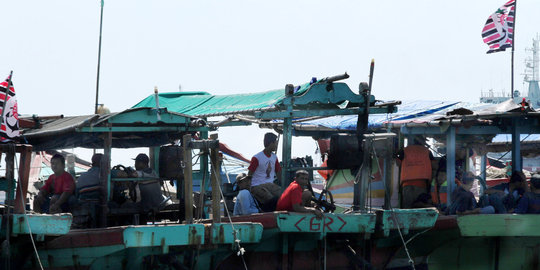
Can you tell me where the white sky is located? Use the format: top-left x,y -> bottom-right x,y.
2,0 -> 540,166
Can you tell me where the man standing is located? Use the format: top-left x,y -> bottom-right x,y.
132,153 -> 164,212
248,133 -> 282,209
233,174 -> 260,216
33,154 -> 75,214
276,170 -> 322,218
397,138 -> 433,209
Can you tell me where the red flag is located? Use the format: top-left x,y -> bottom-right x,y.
481,0 -> 515,54
0,74 -> 20,141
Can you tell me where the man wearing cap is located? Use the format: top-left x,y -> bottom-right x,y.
248,132 -> 282,210
233,173 -> 260,216
132,153 -> 164,212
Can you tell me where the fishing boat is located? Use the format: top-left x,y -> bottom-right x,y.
0,66 -> 447,269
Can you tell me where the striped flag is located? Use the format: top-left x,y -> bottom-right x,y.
481,0 -> 515,54
0,74 -> 20,141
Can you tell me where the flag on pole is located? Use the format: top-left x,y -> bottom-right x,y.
0,74 -> 20,141
481,0 -> 515,54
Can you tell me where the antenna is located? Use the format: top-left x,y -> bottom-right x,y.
523,34 -> 539,83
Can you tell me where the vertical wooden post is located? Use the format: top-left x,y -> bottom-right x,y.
14,145 -> 32,214
183,134 -> 193,223
446,127 -> 456,206
100,131 -> 112,228
356,136 -> 371,211
5,146 -> 14,208
383,138 -> 393,210
210,133 -> 221,223
281,84 -> 294,189
511,118 -> 522,172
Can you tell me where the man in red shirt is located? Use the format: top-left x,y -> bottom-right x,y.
276,170 -> 322,218
33,154 -> 76,214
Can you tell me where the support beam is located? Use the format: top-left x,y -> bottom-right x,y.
354,136 -> 371,211
383,138 -> 394,210
480,155 -> 488,194
511,119 -> 522,172
14,146 -> 32,214
183,134 -> 193,223
210,133 -> 221,223
281,86 -> 294,189
100,131 -> 112,228
446,127 -> 456,206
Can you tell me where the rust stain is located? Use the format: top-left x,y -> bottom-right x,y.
218,225 -> 225,243
189,226 -> 201,245
18,216 -> 25,233
134,231 -> 144,246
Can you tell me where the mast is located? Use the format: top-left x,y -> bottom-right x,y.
95,0 -> 105,114
511,0 -> 517,98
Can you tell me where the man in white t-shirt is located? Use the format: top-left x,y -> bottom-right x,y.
248,133 -> 282,210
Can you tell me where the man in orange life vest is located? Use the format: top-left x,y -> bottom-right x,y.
397,137 -> 434,209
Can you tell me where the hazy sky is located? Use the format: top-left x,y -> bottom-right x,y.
2,0 -> 540,165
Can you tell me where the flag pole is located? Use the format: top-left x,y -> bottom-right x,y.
511,0 -> 517,99
0,70 -> 13,127
94,0 -> 104,114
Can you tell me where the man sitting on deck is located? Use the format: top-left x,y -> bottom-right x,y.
131,153 -> 166,213
447,173 -> 495,215
514,174 -> 540,214
233,173 -> 260,216
248,132 -> 282,211
481,170 -> 528,213
276,170 -> 322,218
75,153 -> 103,202
33,154 -> 76,214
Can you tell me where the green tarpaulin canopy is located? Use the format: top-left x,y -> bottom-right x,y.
132,83 -> 312,117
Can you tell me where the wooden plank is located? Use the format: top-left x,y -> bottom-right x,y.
183,134 -> 193,223
458,214 -> 540,237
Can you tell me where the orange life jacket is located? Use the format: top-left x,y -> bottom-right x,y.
400,145 -> 432,187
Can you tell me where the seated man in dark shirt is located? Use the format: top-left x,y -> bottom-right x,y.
514,174 -> 540,214
481,170 -> 528,213
447,174 -> 495,215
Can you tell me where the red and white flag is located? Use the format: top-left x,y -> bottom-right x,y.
0,74 -> 20,141
481,0 -> 515,54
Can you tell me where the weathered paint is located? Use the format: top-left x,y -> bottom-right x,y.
11,213 -> 72,236
379,208 -> 438,236
34,244 -> 126,269
458,214 -> 540,236
276,212 -> 376,236
210,223 -> 263,244
429,236 -> 540,270
123,224 -> 204,250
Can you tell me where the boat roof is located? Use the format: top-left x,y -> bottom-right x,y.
21,107 -> 197,151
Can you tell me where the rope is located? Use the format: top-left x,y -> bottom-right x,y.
389,208 -> 416,270
14,152 -> 45,270
209,156 -> 248,270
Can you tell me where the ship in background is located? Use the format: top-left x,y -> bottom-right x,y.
480,35 -> 540,106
